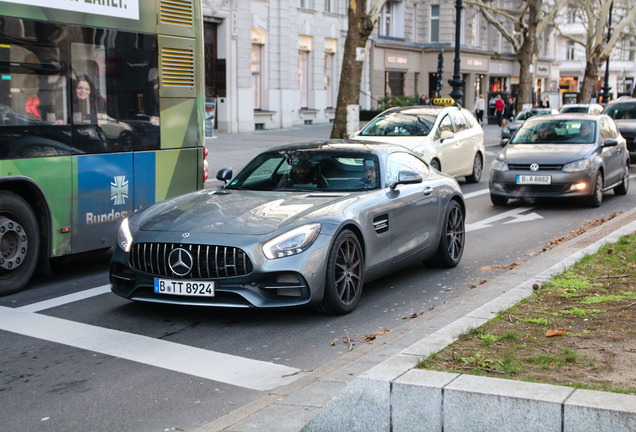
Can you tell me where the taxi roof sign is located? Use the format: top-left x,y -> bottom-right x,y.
432,97 -> 455,106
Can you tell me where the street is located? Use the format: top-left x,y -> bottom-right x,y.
1,123 -> 635,432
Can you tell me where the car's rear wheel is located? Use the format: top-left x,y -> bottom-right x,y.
315,229 -> 364,315
430,159 -> 441,171
613,163 -> 630,196
0,191 -> 40,296
490,194 -> 508,206
465,153 -> 483,183
429,200 -> 465,268
587,171 -> 604,207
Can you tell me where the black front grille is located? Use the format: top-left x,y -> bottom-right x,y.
508,164 -> 563,171
504,184 -> 569,194
130,243 -> 254,278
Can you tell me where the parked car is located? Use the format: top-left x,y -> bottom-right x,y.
352,101 -> 485,183
97,113 -> 134,149
559,103 -> 604,115
490,114 -> 630,207
500,108 -> 558,146
602,96 -> 636,161
110,140 -> 466,314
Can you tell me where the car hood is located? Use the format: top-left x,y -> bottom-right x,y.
506,120 -> 523,131
500,143 -> 596,164
134,189 -> 355,235
614,120 -> 636,135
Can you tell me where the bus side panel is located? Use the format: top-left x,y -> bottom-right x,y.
160,97 -> 202,150
155,148 -> 200,202
74,153 -> 134,253
0,157 -> 73,257
133,151 -> 157,210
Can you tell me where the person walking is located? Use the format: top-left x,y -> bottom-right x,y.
495,94 -> 504,127
503,96 -> 515,126
474,94 -> 485,125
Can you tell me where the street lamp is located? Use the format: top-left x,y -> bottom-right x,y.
448,0 -> 465,106
601,1 -> 613,103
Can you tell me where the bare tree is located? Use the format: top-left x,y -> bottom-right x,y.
466,0 -> 567,112
554,0 -> 636,103
331,0 -> 388,139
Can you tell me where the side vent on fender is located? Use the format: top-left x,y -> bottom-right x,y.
373,215 -> 389,234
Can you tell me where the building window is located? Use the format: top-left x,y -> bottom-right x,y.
385,71 -> 405,97
430,5 -> 439,43
380,2 -> 393,37
325,0 -> 335,13
324,52 -> 334,108
299,51 -> 309,108
566,40 -> 575,61
567,6 -> 577,24
251,29 -> 265,110
300,0 -> 311,9
470,11 -> 480,46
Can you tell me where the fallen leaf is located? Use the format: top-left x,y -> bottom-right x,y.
545,329 -> 567,337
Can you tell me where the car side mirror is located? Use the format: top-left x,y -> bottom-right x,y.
602,138 -> 618,148
216,168 -> 233,184
440,130 -> 454,142
390,170 -> 423,190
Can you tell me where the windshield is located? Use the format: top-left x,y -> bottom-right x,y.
514,110 -> 552,121
226,150 -> 381,192
603,102 -> 636,120
511,119 -> 596,144
359,111 -> 436,137
560,106 -> 588,113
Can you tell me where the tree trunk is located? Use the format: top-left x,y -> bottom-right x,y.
579,55 -> 602,103
515,0 -> 539,112
331,1 -> 375,139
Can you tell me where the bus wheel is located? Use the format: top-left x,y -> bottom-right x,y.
0,191 -> 40,296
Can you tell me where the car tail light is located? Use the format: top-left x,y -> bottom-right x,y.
203,147 -> 209,184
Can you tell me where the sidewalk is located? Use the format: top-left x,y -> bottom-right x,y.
194,123 -> 636,430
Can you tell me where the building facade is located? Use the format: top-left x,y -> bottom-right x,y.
203,1 -> 608,133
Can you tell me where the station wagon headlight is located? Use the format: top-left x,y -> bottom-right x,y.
263,223 -> 321,260
563,158 -> 593,172
118,218 -> 133,253
491,159 -> 509,172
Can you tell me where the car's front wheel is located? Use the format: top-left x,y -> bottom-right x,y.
613,163 -> 630,196
429,200 -> 465,268
315,229 -> 364,315
587,171 -> 604,207
490,194 -> 508,206
465,153 -> 483,183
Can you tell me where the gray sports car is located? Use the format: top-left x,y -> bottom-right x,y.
110,140 -> 466,314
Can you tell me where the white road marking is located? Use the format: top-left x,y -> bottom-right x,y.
17,285 -> 111,313
466,206 -> 542,232
3,290 -> 301,391
463,188 -> 489,199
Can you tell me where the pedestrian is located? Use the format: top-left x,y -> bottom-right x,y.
474,94 -> 485,125
540,95 -> 550,108
495,94 -> 504,127
503,96 -> 515,126
419,93 -> 429,105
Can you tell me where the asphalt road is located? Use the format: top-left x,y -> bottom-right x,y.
1,123 -> 635,432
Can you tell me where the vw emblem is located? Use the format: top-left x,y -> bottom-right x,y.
168,248 -> 194,277
530,163 -> 540,172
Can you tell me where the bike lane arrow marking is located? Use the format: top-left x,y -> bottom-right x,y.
465,207 -> 540,233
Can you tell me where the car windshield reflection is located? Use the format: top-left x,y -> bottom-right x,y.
226,150 -> 380,192
358,112 -> 435,137
511,120 -> 596,145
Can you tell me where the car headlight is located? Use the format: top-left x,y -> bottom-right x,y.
491,159 -> 509,172
263,223 -> 321,260
563,158 -> 593,172
117,218 -> 133,253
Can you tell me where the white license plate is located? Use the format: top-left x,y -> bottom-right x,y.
516,175 -> 551,185
154,279 -> 215,297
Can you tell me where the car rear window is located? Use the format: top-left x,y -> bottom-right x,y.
603,103 -> 636,120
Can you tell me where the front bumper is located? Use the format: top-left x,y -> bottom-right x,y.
489,169 -> 596,200
109,235 -> 333,309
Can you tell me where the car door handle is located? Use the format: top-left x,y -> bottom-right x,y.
422,187 -> 433,196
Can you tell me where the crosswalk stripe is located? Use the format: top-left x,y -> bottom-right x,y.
0,305 -> 300,391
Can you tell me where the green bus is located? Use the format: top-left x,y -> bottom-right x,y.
0,0 -> 207,294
